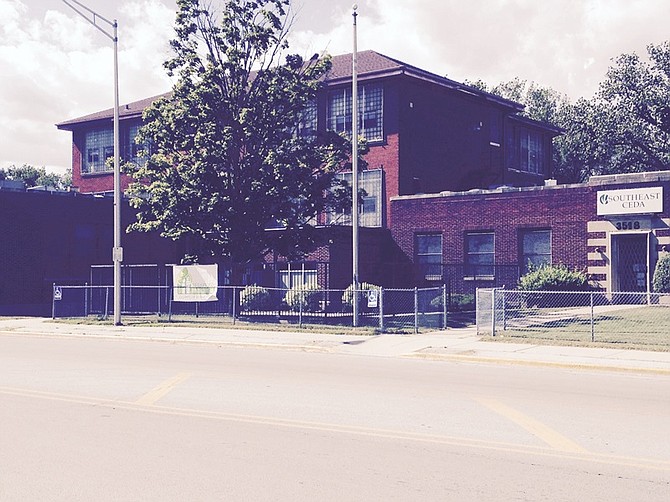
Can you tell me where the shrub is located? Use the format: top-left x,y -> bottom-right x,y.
284,284 -> 321,312
518,263 -> 594,291
430,293 -> 474,311
652,253 -> 670,293
341,282 -> 381,309
239,285 -> 272,311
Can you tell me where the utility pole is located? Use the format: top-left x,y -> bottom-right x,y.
61,0 -> 123,325
352,4 -> 360,327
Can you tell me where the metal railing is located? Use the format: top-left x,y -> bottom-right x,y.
477,288 -> 670,348
51,284 -> 477,332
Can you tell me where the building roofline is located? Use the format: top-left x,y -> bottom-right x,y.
56,50 -> 538,128
391,170 -> 670,203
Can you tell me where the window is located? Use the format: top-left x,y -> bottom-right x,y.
520,129 -> 544,174
520,229 -> 551,273
327,83 -> 383,141
465,232 -> 494,277
327,169 -> 383,227
296,100 -> 318,138
83,128 -> 114,173
278,265 -> 318,289
83,121 -> 148,173
416,234 -> 442,281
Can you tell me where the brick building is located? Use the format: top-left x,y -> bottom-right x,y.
56,50 -> 560,228
52,50 -> 562,292
392,171 -> 670,295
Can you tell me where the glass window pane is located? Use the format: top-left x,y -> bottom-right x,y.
467,233 -> 494,253
417,235 -> 442,254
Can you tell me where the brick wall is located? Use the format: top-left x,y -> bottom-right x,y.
391,175 -> 670,291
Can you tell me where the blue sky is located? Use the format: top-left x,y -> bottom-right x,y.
4,0 -> 670,173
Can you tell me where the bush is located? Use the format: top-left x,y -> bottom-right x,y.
341,282 -> 381,309
652,253 -> 670,293
430,293 -> 474,311
284,284 -> 321,312
239,285 -> 272,311
518,263 -> 594,291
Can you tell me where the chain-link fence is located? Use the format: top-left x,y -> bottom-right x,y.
477,288 -> 670,348
51,284 -> 477,332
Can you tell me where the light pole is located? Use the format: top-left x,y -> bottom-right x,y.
61,0 -> 123,325
351,4 -> 360,327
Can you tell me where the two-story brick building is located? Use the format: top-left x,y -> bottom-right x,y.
54,50 -> 565,291
57,50 -> 560,227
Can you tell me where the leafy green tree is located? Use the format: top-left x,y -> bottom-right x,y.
589,41 -> 670,174
471,41 -> 670,183
128,0 -> 354,263
0,164 -> 71,189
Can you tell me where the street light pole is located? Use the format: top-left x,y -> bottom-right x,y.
351,4 -> 360,327
61,0 -> 123,325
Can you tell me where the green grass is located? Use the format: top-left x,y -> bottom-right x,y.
496,305 -> 670,350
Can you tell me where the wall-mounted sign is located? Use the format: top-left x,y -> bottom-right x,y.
597,187 -> 663,216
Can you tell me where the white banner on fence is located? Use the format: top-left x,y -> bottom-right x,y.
173,264 -> 218,302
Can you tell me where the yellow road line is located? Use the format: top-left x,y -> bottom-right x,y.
134,372 -> 191,406
2,385 -> 668,472
476,397 -> 589,454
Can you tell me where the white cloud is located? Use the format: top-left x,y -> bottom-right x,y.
0,0 -> 175,172
3,0 -> 669,174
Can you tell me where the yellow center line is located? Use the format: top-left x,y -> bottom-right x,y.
475,397 -> 589,454
135,372 -> 191,406
1,385 -> 669,471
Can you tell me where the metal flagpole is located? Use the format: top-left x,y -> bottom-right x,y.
351,5 -> 360,327
61,1 -> 123,325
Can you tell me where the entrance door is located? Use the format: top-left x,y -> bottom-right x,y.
611,233 -> 648,292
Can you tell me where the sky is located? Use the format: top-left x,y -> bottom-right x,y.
2,0 -> 669,174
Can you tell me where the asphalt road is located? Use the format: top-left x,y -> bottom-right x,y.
0,333 -> 668,501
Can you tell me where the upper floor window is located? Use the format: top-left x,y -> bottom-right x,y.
520,229 -> 551,273
416,234 -> 443,281
296,100 -> 318,138
84,128 -> 114,174
83,121 -> 147,174
327,169 -> 383,228
327,83 -> 383,142
520,129 -> 544,174
465,232 -> 494,277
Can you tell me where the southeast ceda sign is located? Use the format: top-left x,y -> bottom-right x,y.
597,187 -> 664,216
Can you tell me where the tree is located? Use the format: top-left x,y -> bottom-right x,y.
128,0 -> 353,263
470,41 -> 670,183
0,164 -> 71,190
589,41 -> 670,174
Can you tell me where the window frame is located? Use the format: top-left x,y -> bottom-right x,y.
465,232 -> 495,279
519,229 -> 552,274
519,128 -> 544,175
327,83 -> 384,142
415,233 -> 443,282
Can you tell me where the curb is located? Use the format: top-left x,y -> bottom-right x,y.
405,352 -> 670,375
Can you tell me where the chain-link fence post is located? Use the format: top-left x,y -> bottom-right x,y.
232,286 -> 237,325
52,283 -> 56,320
379,287 -> 384,332
414,287 -> 419,333
491,288 -> 497,337
84,282 -> 89,317
442,283 -> 448,329
168,286 -> 173,322
590,291 -> 595,342
104,286 -> 110,320
501,287 -> 506,331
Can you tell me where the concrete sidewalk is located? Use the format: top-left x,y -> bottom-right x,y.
1,317 -> 669,374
